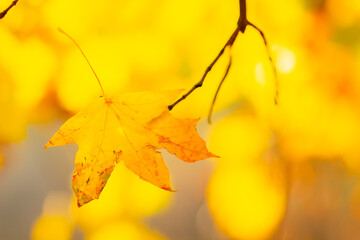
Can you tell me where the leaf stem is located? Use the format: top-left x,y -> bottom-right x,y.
58,28 -> 106,97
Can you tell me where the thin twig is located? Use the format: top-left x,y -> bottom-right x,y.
168,28 -> 239,111
208,54 -> 232,124
0,0 -> 18,19
248,22 -> 278,104
168,0 -> 278,113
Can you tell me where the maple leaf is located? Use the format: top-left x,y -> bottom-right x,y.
45,90 -> 216,206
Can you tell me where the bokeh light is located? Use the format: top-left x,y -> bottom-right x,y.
1,0 -> 360,239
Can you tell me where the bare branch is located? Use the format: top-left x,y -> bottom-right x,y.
0,0 -> 18,19
168,0 -> 278,113
168,28 -> 239,111
248,22 -> 279,104
208,54 -> 232,124
238,0 -> 247,32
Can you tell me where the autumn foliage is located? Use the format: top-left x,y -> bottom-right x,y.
45,90 -> 215,206
1,0 -> 360,240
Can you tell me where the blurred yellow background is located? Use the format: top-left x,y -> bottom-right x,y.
1,0 -> 360,239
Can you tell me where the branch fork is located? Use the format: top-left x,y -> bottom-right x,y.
168,0 -> 278,123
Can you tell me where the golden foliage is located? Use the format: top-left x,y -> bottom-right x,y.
0,0 -> 360,239
45,90 -> 215,206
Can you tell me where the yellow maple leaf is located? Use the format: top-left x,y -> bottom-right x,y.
45,90 -> 215,206
45,29 -> 215,207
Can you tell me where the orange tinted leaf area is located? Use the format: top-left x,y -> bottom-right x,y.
45,90 -> 216,207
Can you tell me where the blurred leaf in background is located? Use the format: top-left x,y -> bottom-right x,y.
207,0 -> 360,239
0,0 -> 360,239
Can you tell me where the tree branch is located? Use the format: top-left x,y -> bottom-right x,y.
208,54 -> 232,124
168,28 -> 239,111
168,0 -> 278,118
248,21 -> 279,104
0,0 -> 18,19
238,0 -> 247,32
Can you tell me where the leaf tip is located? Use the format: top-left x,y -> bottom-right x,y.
77,200 -> 89,208
76,193 -> 96,207
210,152 -> 220,158
43,143 -> 50,151
44,139 -> 55,150
161,186 -> 176,192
